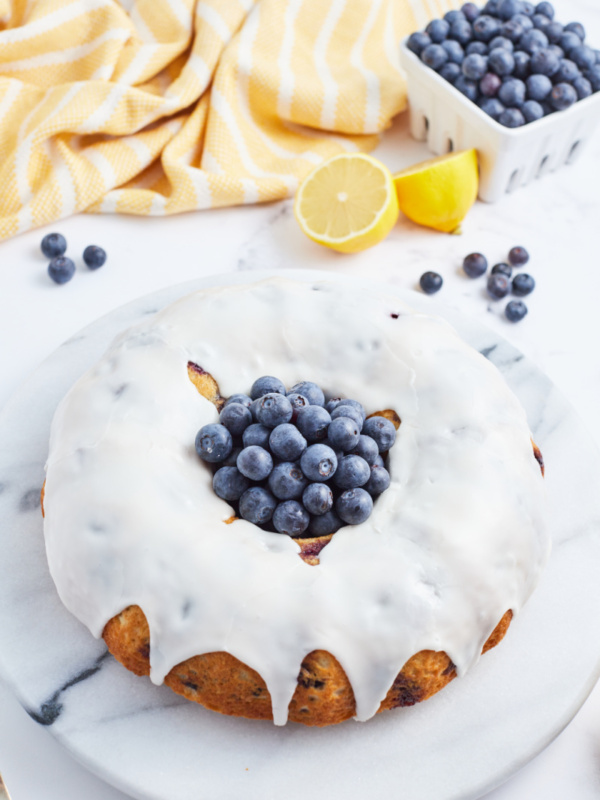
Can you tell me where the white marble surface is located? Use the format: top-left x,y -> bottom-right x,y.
2,0 -> 600,794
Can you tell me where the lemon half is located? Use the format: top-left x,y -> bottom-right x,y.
393,149 -> 479,233
294,153 -> 399,254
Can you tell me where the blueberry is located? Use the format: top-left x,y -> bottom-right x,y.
336,488 -> 373,525
195,423 -> 233,463
487,274 -> 510,298
522,2 -> 535,15
526,73 -> 553,100
365,464 -> 391,495
308,510 -> 344,536
82,245 -> 107,270
463,252 -> 488,277
255,392 -> 293,428
535,2 -> 554,18
237,445 -> 273,481
289,381 -> 325,407
489,48 -> 515,76
550,82 -> 578,109
327,416 -> 361,452
570,45 -> 596,71
442,39 -> 465,63
489,36 -> 514,52
350,435 -> 380,466
213,467 -> 250,502
545,21 -> 563,44
508,245 -> 529,265
586,66 -> 600,91
564,22 -> 585,42
302,483 -> 334,516
48,256 -> 76,284
273,501 -> 310,536
41,232 -> 67,259
268,462 -> 308,500
505,300 -> 528,322
512,273 -> 535,296
483,0 -> 500,13
466,41 -> 488,55
513,50 -> 531,77
250,376 -> 286,400
333,455 -> 371,489
497,0 -> 524,19
491,262 -> 512,277
269,423 -> 307,461
239,487 -> 277,525
445,10 -> 466,24
554,59 -> 580,83
480,72 -> 502,96
522,99 -> 545,121
559,32 -> 582,54
296,405 -> 331,442
498,77 -> 526,106
331,403 -> 363,430
300,443 -> 338,482
463,53 -> 489,80
221,446 -> 243,468
573,76 -> 592,99
502,19 -> 526,42
440,62 -> 462,82
219,403 -> 252,436
499,107 -> 526,127
242,423 -> 271,449
454,75 -> 479,101
374,454 -> 385,468
530,48 -> 560,75
419,271 -> 443,294
461,3 -> 480,23
479,97 -> 506,118
547,44 -> 564,59
473,15 -> 501,42
224,393 -> 253,410
407,31 -> 431,55
520,29 -> 549,54
532,13 -> 551,31
421,43 -> 449,70
426,18 -> 450,43
449,20 -> 473,46
325,397 -> 344,414
338,399 -> 367,421
362,416 -> 397,452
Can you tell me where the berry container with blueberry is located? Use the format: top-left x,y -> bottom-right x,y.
400,1 -> 600,202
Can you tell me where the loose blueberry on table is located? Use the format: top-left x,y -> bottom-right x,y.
407,0 -> 599,127
195,376 -> 399,538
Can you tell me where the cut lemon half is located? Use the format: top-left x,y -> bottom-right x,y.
393,149 -> 479,234
294,154 -> 399,254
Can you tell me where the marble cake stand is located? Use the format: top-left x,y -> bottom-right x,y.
1,270 -> 599,800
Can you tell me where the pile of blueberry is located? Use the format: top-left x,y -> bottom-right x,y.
194,377 -> 397,538
407,1 -> 600,127
41,232 -> 107,284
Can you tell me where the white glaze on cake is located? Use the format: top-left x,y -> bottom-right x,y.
43,277 -> 549,725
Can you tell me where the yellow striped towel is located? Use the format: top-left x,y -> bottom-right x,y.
0,0 -> 457,241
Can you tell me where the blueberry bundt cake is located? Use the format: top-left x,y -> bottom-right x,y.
42,277 -> 548,726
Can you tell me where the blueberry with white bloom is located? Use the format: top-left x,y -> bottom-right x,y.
532,13 -> 551,31
308,510 -> 344,536
327,416 -> 361,452
520,29 -> 549,53
350,435 -> 380,466
302,483 -> 334,516
331,403 -> 363,430
499,107 -> 526,127
498,77 -> 526,106
497,0 -> 524,20
545,21 -> 563,43
530,48 -> 560,75
237,445 -> 273,481
449,20 -> 473,46
300,443 -> 338,482
286,392 -> 309,421
41,232 -> 67,259
242,423 -> 271,449
461,3 -> 480,23
365,465 -> 391,495
440,62 -> 462,82
444,9 -> 466,24
421,43 -> 449,70
505,300 -> 528,322
454,75 -> 479,101
522,99 -> 545,121
526,73 -> 553,100
195,423 -> 233,463
501,19 -> 526,42
489,36 -> 514,52
239,487 -> 277,525
554,59 -> 580,83
513,50 -> 531,77
573,76 -> 592,99
289,381 -> 325,407
491,262 -> 512,278
250,376 -> 286,400
224,393 -> 253,410
363,416 -> 397,452
586,66 -> 600,91
333,455 -> 371,489
442,39 -> 465,63
407,31 -> 431,55
550,82 -> 578,109
336,398 -> 366,422
268,462 -> 308,500
219,402 -> 252,436
83,245 -> 107,270
213,467 -> 250,502
570,44 -> 596,71
463,53 -> 488,80
479,97 -> 506,119
559,32 -> 582,54
336,489 -> 373,525
489,48 -> 515,76
48,256 -> 76,284
296,404 -> 331,442
564,22 -> 585,41
273,500 -> 310,536
473,15 -> 501,42
535,2 -> 554,19
255,392 -> 293,428
269,423 -> 307,461
221,446 -> 243,468
426,18 -> 450,43
466,41 -> 488,55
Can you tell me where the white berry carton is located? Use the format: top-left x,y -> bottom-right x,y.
399,38 -> 600,202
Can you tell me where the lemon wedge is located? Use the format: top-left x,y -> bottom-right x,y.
294,154 -> 399,254
393,149 -> 479,233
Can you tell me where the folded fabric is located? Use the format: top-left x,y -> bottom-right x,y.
0,0 -> 455,240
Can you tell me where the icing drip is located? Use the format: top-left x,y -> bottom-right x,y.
43,278 -> 549,725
